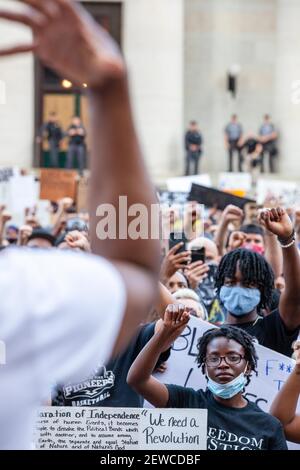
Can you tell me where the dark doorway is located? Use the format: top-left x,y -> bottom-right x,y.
34,2 -> 122,169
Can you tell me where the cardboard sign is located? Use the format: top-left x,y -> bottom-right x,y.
34,407 -> 207,450
40,169 -> 78,201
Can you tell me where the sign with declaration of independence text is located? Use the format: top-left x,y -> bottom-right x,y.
34,407 -> 207,450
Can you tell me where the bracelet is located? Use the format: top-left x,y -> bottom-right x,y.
278,230 -> 295,246
279,239 -> 296,249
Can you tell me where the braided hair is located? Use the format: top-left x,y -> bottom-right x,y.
215,248 -> 274,310
196,326 -> 258,387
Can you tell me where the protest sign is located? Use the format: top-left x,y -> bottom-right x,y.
40,169 -> 77,201
218,172 -> 252,197
7,173 -> 38,214
34,407 -> 207,450
256,179 -> 300,207
189,184 -> 255,210
167,175 -> 212,193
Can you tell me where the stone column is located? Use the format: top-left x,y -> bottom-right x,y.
0,0 -> 34,168
274,0 -> 300,176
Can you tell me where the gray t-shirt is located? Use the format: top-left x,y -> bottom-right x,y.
225,123 -> 242,141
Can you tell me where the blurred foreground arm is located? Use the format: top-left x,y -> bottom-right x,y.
0,0 -> 160,354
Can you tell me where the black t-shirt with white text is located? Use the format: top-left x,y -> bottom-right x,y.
166,386 -> 287,450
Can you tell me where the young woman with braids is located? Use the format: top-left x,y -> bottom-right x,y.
127,306 -> 287,450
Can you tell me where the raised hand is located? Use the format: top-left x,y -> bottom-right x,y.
18,225 -> 33,246
65,230 -> 91,252
158,304 -> 190,350
0,0 -> 125,88
228,231 -> 247,251
258,207 -> 293,240
220,204 -> 244,227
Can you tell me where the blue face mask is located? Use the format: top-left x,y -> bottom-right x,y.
219,286 -> 261,317
206,367 -> 248,399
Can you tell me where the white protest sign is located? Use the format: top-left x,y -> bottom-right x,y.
167,175 -> 212,193
218,173 -> 252,192
34,407 -> 207,450
0,168 -> 15,207
7,174 -> 38,214
256,179 -> 300,206
36,200 -> 51,228
139,408 -> 207,450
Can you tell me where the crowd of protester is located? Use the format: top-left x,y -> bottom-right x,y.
1,190 -> 300,450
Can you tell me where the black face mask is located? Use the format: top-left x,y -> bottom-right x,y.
198,263 -> 218,307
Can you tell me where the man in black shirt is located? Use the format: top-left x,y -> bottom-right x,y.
38,112 -> 63,167
128,312 -> 287,450
66,116 -> 86,173
240,132 -> 263,173
215,207 -> 300,357
184,121 -> 203,175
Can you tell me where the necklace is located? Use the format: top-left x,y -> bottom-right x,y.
251,316 -> 260,327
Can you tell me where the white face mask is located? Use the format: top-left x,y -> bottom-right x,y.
206,364 -> 249,400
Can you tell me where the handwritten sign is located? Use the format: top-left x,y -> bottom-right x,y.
34,407 -> 207,450
40,169 -> 78,201
139,408 -> 207,450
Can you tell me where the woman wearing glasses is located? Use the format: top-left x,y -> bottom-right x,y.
127,305 -> 287,450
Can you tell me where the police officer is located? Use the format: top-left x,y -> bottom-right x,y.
185,121 -> 203,175
258,114 -> 278,173
224,114 -> 243,172
38,112 -> 63,168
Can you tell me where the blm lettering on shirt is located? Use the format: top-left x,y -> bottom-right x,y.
208,427 -> 264,451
